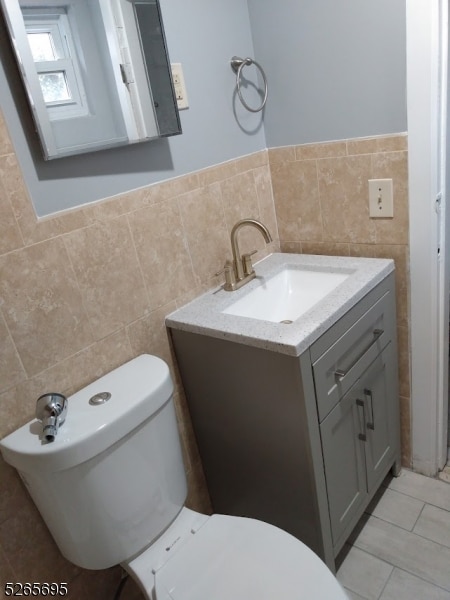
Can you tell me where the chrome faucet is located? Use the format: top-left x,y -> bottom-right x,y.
35,393 -> 68,442
218,218 -> 272,291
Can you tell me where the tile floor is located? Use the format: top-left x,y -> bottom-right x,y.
336,469 -> 450,600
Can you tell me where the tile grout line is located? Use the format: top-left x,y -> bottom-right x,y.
409,501 -> 427,532
355,513 -> 450,592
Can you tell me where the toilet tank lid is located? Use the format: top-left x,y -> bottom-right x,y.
0,355 -> 173,473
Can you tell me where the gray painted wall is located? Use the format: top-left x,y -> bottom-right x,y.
0,0 -> 407,217
0,0 -> 265,216
247,0 -> 407,147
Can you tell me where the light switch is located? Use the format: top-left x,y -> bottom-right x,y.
368,179 -> 394,218
171,63 -> 189,110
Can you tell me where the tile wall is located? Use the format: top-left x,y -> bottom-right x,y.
0,109 -> 279,598
270,135 -> 410,466
0,107 -> 410,599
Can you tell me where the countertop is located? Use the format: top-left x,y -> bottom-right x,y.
166,253 -> 394,357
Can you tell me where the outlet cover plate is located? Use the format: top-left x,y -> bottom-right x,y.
368,178 -> 394,218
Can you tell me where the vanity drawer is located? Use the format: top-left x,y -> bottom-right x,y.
312,290 -> 392,422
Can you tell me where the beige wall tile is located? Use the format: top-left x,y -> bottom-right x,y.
397,325 -> 411,399
116,186 -> 158,214
301,241 -> 351,256
268,146 -> 296,163
0,179 -> 23,255
173,389 -> 200,473
126,302 -> 177,375
64,567 -> 125,600
197,160 -> 238,187
0,498 -> 79,583
0,457 -> 29,524
63,331 -> 134,396
0,110 -> 14,157
399,395 -> 412,467
0,155 -> 89,246
348,243 -> 409,329
271,159 -> 323,242
347,135 -> 408,155
295,140 -> 347,160
220,170 -> 275,257
0,540 -> 16,590
280,241 -> 303,254
0,329 -> 134,433
234,150 -> 268,172
23,207 -> 89,247
254,165 -> 279,244
178,183 -> 230,282
81,196 -> 129,224
151,173 -> 200,204
173,279 -> 221,309
0,313 -> 26,393
318,154 -> 376,243
186,458 -> 213,515
127,198 -> 197,310
372,151 -> 409,245
220,170 -> 261,230
0,239 -> 93,376
0,359 -> 76,438
63,217 -> 149,340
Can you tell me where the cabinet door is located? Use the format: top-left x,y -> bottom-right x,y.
360,343 -> 397,492
320,385 -> 368,547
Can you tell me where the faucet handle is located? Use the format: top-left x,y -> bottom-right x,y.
242,250 -> 258,276
216,260 -> 237,290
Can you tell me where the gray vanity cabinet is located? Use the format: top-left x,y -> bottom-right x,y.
168,271 -> 400,571
320,343 -> 397,549
320,381 -> 368,549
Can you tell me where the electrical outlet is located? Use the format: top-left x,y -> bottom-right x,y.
368,179 -> 394,218
171,63 -> 189,110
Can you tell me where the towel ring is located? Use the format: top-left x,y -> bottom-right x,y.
231,56 -> 268,113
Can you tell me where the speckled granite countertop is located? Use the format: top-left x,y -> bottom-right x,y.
166,253 -> 394,357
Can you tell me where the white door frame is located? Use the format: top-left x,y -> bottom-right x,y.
406,0 -> 448,476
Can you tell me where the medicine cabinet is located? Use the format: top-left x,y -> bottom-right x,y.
0,0 -> 181,159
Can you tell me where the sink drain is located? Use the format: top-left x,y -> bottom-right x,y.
279,319 -> 293,324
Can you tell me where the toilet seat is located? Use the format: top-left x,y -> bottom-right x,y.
127,510 -> 348,600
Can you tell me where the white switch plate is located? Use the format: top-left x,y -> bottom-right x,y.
171,63 -> 189,110
368,178 -> 394,218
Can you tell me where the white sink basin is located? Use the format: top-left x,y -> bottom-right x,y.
222,267 -> 351,323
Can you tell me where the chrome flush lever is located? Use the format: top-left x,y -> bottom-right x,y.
36,393 -> 68,442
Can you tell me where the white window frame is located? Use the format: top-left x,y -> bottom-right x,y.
22,6 -> 88,121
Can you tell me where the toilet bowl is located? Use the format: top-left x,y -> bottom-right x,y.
0,355 -> 348,599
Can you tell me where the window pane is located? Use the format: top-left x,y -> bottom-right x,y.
38,72 -> 71,103
27,32 -> 56,61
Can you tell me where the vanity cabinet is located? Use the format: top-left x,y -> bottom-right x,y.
168,271 -> 400,571
320,343 -> 397,549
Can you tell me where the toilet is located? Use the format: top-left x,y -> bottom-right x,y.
0,355 -> 348,599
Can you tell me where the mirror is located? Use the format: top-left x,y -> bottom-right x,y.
0,0 -> 181,159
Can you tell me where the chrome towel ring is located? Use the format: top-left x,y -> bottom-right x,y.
230,56 -> 268,113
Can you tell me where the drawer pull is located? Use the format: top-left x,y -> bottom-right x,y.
334,329 -> 384,381
364,388 -> 375,430
356,399 -> 367,441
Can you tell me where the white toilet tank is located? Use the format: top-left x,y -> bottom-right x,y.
0,355 -> 187,570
